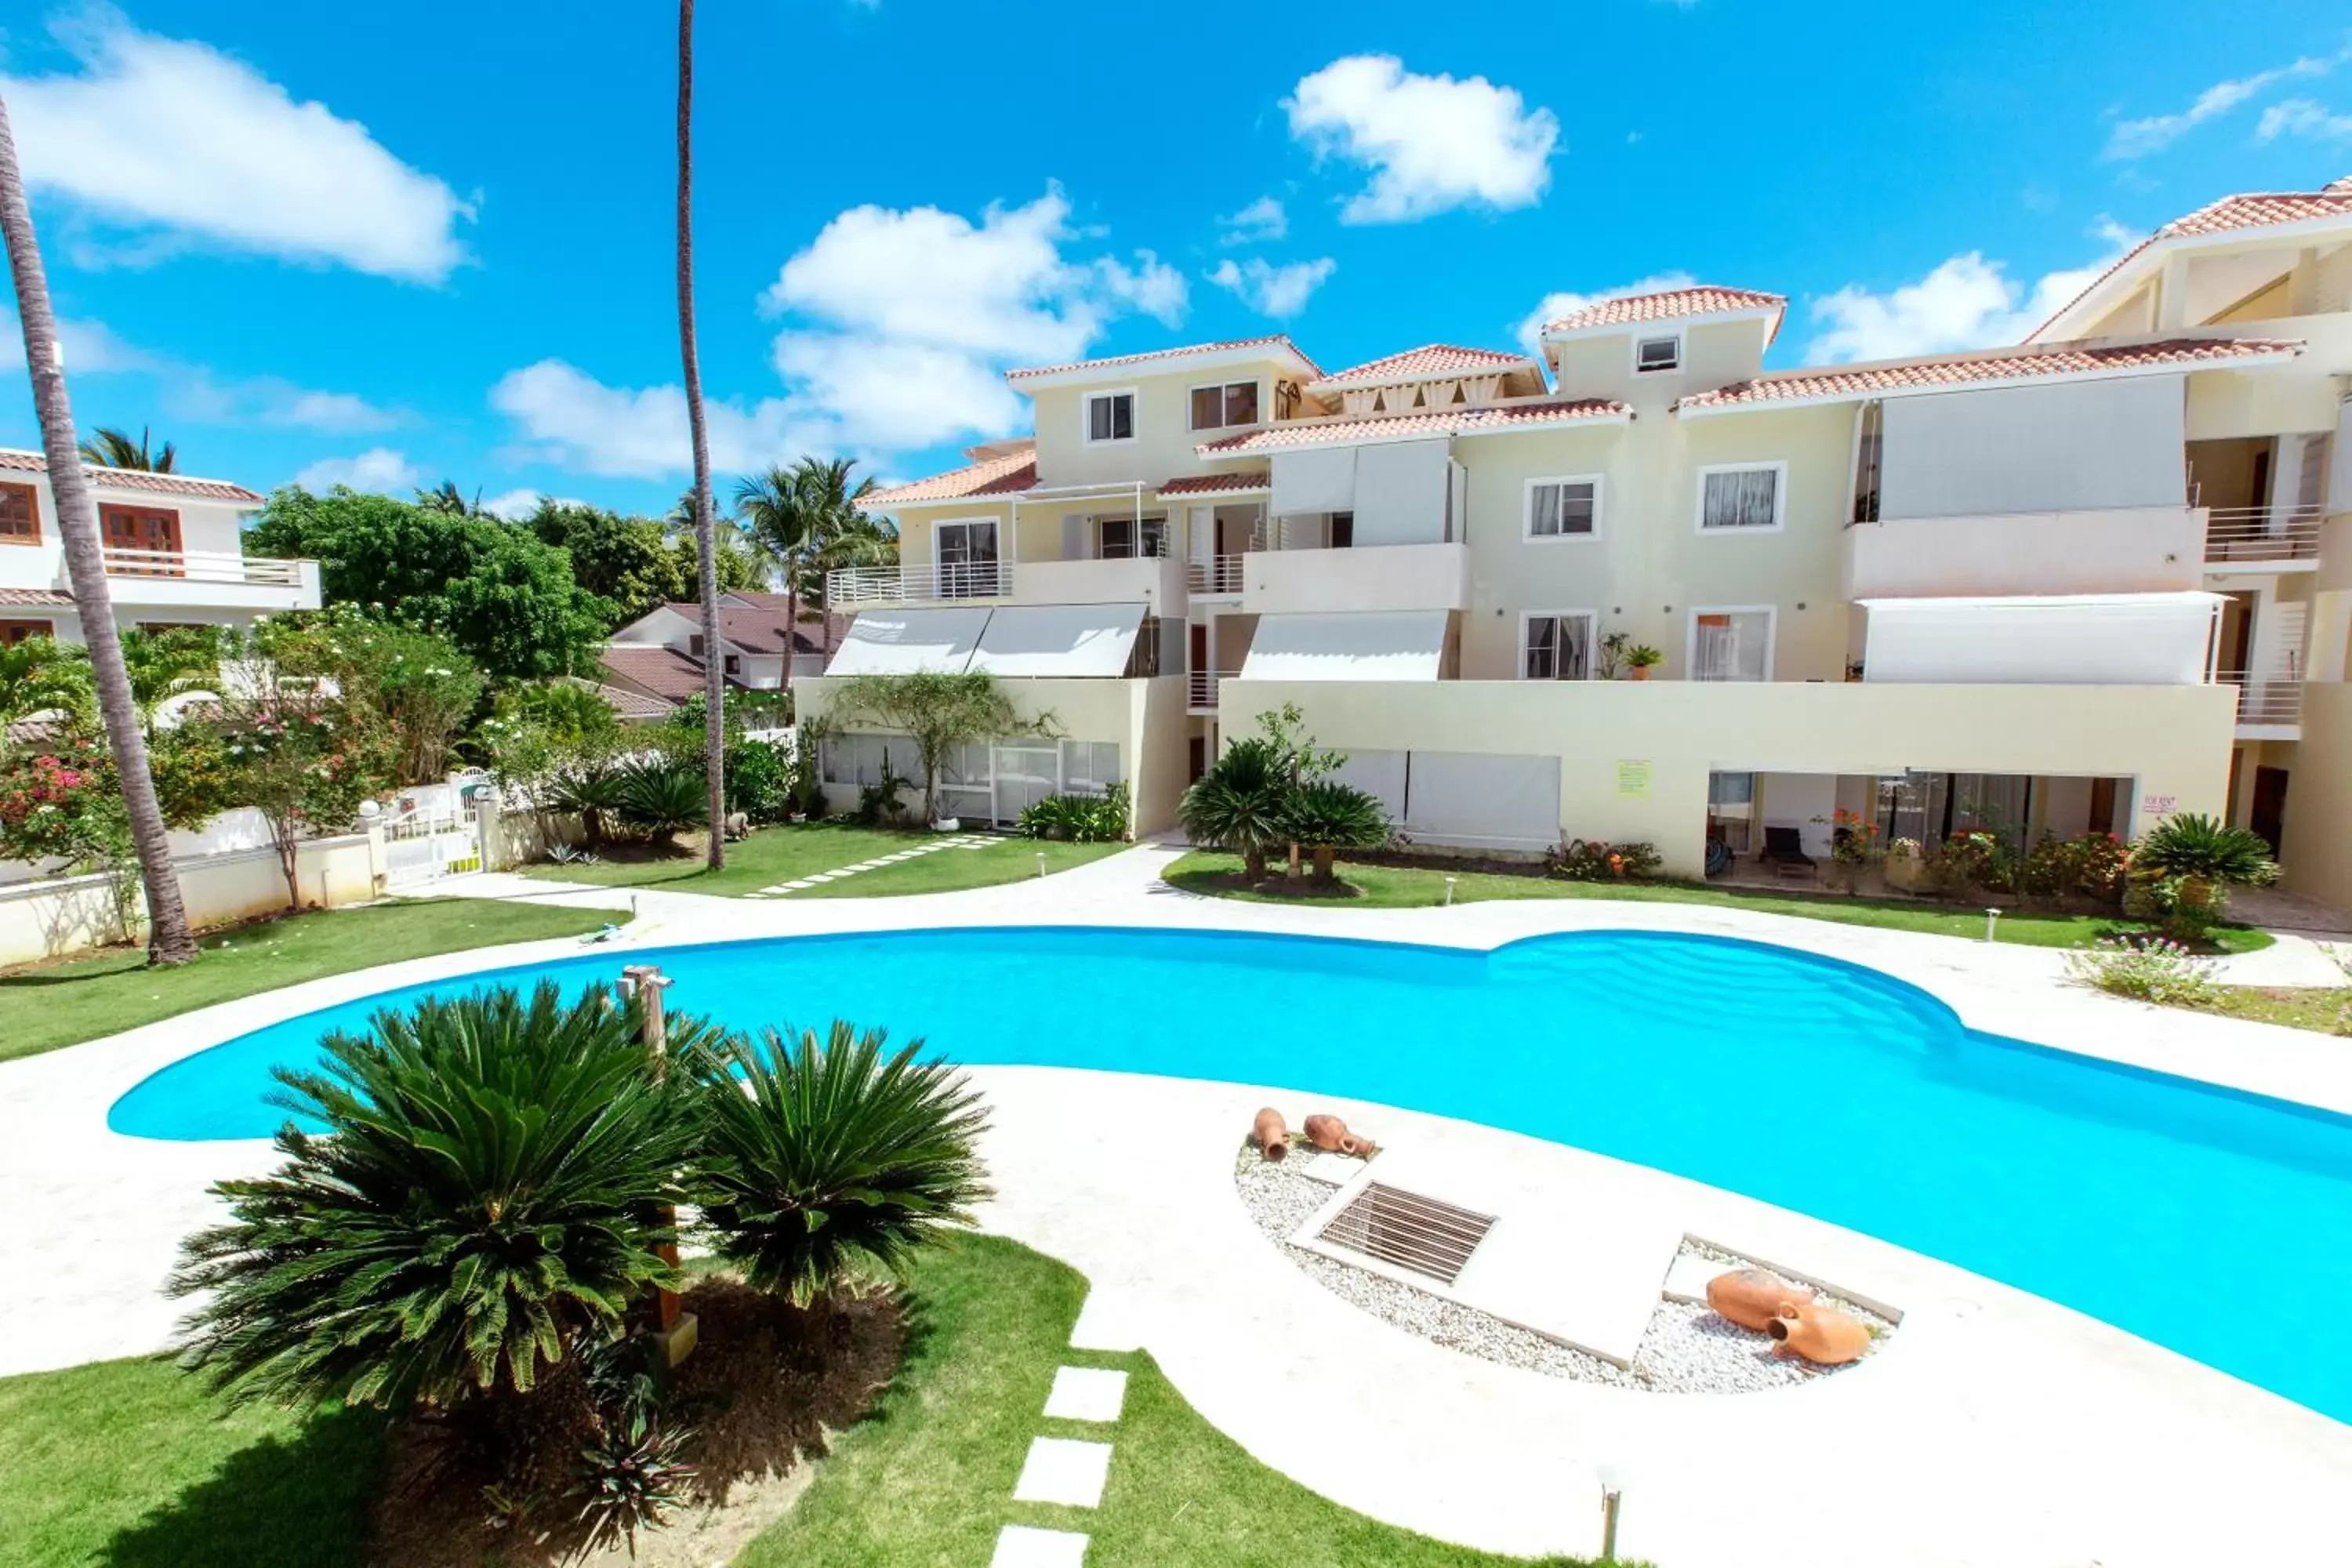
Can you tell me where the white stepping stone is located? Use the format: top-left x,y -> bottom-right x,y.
1044,1366 -> 1127,1424
777,880 -> 815,890
1296,1151 -> 1366,1185
1664,1251 -> 1730,1305
1012,1436 -> 1113,1508
992,1524 -> 1089,1567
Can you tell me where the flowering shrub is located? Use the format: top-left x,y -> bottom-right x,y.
0,738 -> 118,865
2064,935 -> 2220,1007
1816,808 -> 1881,866
1548,837 -> 1661,881
1936,829 -> 2013,895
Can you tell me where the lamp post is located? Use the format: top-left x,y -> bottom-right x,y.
1595,1458 -> 1627,1563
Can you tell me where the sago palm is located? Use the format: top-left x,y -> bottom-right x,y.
169,982 -> 724,1413
2133,812 -> 2279,907
1178,737 -> 1290,882
1279,778 -> 1391,881
691,1022 -> 990,1305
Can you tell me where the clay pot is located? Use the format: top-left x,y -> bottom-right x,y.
1767,1303 -> 1872,1366
1252,1107 -> 1289,1162
1301,1113 -> 1377,1157
1704,1269 -> 1813,1332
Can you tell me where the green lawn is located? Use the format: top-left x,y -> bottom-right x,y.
2169,984 -> 2350,1036
1162,850 -> 2274,954
518,821 -> 1126,899
0,899 -> 612,1065
1,1237 -> 1606,1568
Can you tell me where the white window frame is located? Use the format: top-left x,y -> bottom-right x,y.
1632,332 -> 1682,375
1523,474 -> 1605,542
1518,609 -> 1599,681
1685,604 -> 1777,683
1082,387 -> 1139,445
1187,378 -> 1261,432
933,514 -> 1003,597
1693,460 -> 1788,535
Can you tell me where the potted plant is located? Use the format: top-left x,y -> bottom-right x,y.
1882,836 -> 1926,893
1623,644 -> 1663,681
1597,631 -> 1630,680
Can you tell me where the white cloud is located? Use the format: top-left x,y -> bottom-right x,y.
1206,257 -> 1338,319
481,488 -> 543,521
2,307 -> 397,432
1,9 -> 473,281
490,360 -> 830,481
294,448 -> 421,494
2103,48 -> 2349,160
1091,252 -> 1189,326
2258,97 -> 2352,141
1513,272 -> 1696,353
1285,55 -> 1558,223
1218,195 -> 1289,245
1806,222 -> 2140,363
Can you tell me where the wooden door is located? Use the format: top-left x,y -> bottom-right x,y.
2250,766 -> 2288,856
100,506 -> 183,575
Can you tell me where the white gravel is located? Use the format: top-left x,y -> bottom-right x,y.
1234,1145 -> 1893,1393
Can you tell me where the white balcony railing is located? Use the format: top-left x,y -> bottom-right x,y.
100,547 -> 307,586
1188,670 -> 1221,709
2205,504 -> 2325,566
1189,554 -> 1245,594
2220,672 -> 2303,726
826,561 -> 1011,608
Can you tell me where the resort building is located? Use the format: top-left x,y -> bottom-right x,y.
801,175 -> 2352,898
599,591 -> 835,717
0,448 -> 321,643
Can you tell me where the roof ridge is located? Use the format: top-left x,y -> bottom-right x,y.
1005,333 -> 1324,383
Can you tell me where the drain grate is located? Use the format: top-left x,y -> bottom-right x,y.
1318,1182 -> 1495,1285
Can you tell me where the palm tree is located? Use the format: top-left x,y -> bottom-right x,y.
1177,737 -> 1290,883
1279,779 -> 1392,882
731,464 -> 819,622
0,632 -> 90,728
412,479 -> 484,517
674,0 -> 724,870
0,95 -> 198,964
78,425 -> 175,473
2132,812 -> 2280,914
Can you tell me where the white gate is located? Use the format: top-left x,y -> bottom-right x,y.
381,810 -> 484,890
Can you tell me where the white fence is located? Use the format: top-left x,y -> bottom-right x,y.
0,834 -> 381,967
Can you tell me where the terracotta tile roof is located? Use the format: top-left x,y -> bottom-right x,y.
1159,471 -> 1270,496
1308,343 -> 1541,390
597,644 -> 746,702
1674,336 -> 2303,412
1197,397 -> 1631,456
860,444 -> 1037,508
1543,286 -> 1787,336
575,679 -> 673,722
660,599 -> 833,657
2031,184 -> 2352,339
1006,333 -> 1324,383
0,448 -> 265,503
0,588 -> 73,608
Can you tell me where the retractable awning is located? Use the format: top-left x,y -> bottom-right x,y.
968,602 -> 1145,677
1239,610 -> 1450,681
822,606 -> 992,675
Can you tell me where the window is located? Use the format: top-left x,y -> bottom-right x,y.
1189,380 -> 1260,430
1697,463 -> 1784,532
1635,334 -> 1681,373
1098,514 -> 1166,559
1521,612 -> 1595,681
688,633 -> 706,659
0,482 -> 38,545
100,504 -> 184,573
1059,739 -> 1123,796
1084,390 -> 1136,443
1329,511 -> 1354,549
1708,771 -> 1756,808
820,731 -> 918,786
1688,607 -> 1774,681
1526,476 -> 1602,539
0,619 -> 54,647
935,518 -> 1000,596
722,654 -> 742,676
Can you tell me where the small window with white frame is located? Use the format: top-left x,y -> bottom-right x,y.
1687,606 -> 1775,682
1696,462 -> 1786,532
1084,390 -> 1136,444
1189,380 -> 1260,431
1634,333 -> 1682,374
1525,476 -> 1602,540
1521,612 -> 1596,681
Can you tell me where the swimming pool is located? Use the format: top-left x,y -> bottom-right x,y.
111,924 -> 2352,1423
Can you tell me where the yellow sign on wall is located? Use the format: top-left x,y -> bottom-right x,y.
1616,759 -> 1653,797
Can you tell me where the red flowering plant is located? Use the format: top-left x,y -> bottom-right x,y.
1816,808 -> 1883,867
0,731 -> 122,867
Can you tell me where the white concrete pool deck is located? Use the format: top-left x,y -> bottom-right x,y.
4,842 -> 2350,1567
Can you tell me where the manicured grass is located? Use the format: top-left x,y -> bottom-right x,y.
2182,984 -> 2350,1036
518,821 -> 1126,899
1162,850 -> 2274,954
0,899 -> 612,1065
2,1238 -> 1606,1568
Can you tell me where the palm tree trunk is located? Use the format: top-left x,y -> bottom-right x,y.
675,0 -> 724,870
0,95 -> 197,965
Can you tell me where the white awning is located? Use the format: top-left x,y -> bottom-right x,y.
823,606 -> 991,675
1239,610 -> 1450,681
1860,592 -> 2223,685
968,602 -> 1145,677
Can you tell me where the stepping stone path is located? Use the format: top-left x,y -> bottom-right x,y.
742,833 -> 996,898
991,1321 -> 1131,1566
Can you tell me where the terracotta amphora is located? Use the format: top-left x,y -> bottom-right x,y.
1704,1269 -> 1813,1331
1767,1303 -> 1872,1365
1301,1113 -> 1378,1157
1252,1107 -> 1290,1162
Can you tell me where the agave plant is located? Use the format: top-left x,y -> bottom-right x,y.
614,759 -> 706,849
1177,737 -> 1290,882
691,1022 -> 991,1305
1278,779 -> 1390,882
2132,812 -> 2279,910
169,982 -> 729,1413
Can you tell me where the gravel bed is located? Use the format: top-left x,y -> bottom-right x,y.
1234,1145 -> 1893,1393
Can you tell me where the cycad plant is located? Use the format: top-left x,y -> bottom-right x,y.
1279,778 -> 1391,882
169,981 -> 726,1413
547,759 -> 630,848
2132,811 -> 2279,915
615,758 -> 706,849
1177,736 -> 1290,882
691,1022 -> 990,1305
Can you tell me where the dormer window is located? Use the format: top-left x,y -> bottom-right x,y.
1084,390 -> 1136,444
1635,334 -> 1682,374
1189,380 -> 1260,430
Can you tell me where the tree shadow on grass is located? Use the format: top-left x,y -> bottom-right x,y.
100,1404 -> 388,1568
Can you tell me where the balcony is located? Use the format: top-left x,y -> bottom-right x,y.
1189,554 -> 1246,595
827,555 -> 1185,613
1842,506 -> 2205,600
1240,541 -> 1472,615
1187,669 -> 1227,711
2203,505 -> 2325,571
828,561 -> 1012,608
2221,672 -> 2302,738
88,549 -> 321,612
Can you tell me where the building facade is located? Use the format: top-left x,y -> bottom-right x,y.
800,175 -> 2352,902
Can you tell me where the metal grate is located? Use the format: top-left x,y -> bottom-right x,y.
1318,1182 -> 1494,1285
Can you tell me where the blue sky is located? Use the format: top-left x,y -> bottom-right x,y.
2,0 -> 2349,517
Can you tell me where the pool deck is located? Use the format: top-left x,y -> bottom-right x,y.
4,842 -> 2350,1566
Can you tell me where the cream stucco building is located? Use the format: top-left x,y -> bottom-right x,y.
800,174 -> 2352,897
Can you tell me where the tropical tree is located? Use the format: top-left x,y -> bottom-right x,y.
412,479 -> 486,517
0,632 -> 89,727
1279,778 -> 1392,882
674,0 -> 726,870
734,458 -> 884,647
77,424 -> 175,473
1177,736 -> 1290,883
252,607 -> 485,784
2132,812 -> 2280,916
827,670 -> 1054,825
528,499 -> 693,628
169,982 -> 718,1413
0,94 -> 198,963
692,1021 -> 989,1305
112,625 -> 225,721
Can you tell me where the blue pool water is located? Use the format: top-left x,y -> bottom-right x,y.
112,925 -> 2352,1422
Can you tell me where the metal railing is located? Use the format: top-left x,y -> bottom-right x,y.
2204,504 -> 2325,565
1188,554 -> 1246,593
826,561 -> 1012,608
100,547 -> 307,585
2220,672 -> 2303,725
1188,670 -> 1222,709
